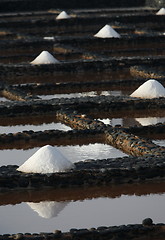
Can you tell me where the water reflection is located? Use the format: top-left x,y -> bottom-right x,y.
0,182 -> 165,234
152,140 -> 165,147
98,117 -> 165,128
0,122 -> 71,134
26,201 -> 69,219
39,90 -> 122,100
135,117 -> 165,126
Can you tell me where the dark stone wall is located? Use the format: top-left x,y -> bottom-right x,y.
0,0 -> 146,12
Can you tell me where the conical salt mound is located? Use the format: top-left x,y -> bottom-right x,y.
156,8 -> 165,15
17,145 -> 74,174
31,51 -> 59,65
27,201 -> 68,218
94,24 -> 121,38
56,11 -> 70,20
130,79 -> 165,99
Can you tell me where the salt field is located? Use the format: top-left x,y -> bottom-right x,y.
0,2 -> 165,238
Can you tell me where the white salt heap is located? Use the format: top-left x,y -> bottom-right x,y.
56,11 -> 71,20
27,201 -> 68,218
17,145 -> 74,174
31,51 -> 59,65
130,79 -> 165,99
94,24 -> 121,38
156,8 -> 165,15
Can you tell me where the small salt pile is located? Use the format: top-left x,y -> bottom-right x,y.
156,8 -> 165,15
130,79 -> 165,99
27,201 -> 68,218
56,11 -> 71,20
94,24 -> 121,38
31,51 -> 59,65
17,145 -> 74,174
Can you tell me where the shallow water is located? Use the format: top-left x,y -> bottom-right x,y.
0,143 -> 127,167
0,189 -> 165,234
0,122 -> 71,134
39,90 -> 123,100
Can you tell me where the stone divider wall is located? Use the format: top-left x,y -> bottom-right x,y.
0,223 -> 165,240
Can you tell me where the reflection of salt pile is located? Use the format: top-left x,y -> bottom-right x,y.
156,8 -> 165,15
130,79 -> 165,99
136,117 -> 165,126
94,24 -> 121,38
17,145 -> 74,173
31,51 -> 59,64
56,11 -> 70,20
27,201 -> 68,218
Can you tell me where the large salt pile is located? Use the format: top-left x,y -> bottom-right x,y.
130,79 -> 165,99
31,51 -> 59,64
17,145 -> 74,174
156,8 -> 165,15
27,201 -> 68,218
94,24 -> 121,38
56,11 -> 71,20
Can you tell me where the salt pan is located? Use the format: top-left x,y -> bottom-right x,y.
156,8 -> 165,15
130,79 -> 165,99
31,51 -> 59,65
56,11 -> 71,20
94,24 -> 121,38
136,117 -> 165,126
27,201 -> 68,218
17,145 -> 74,174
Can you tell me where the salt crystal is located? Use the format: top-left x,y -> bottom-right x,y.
130,79 -> 165,99
27,201 -> 68,218
56,11 -> 71,20
94,24 -> 121,38
156,8 -> 165,15
17,145 -> 74,173
31,51 -> 59,65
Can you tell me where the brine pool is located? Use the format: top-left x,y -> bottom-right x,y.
0,184 -> 165,235
0,115 -> 164,235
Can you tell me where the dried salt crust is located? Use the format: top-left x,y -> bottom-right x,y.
130,79 -> 165,99
30,51 -> 59,65
56,11 -> 71,20
17,145 -> 74,174
94,24 -> 121,38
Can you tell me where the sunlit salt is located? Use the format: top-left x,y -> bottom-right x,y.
156,8 -> 165,15
130,79 -> 165,99
31,51 -> 59,65
94,24 -> 121,38
56,11 -> 71,20
17,145 -> 74,173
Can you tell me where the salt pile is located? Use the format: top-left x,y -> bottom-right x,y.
130,79 -> 165,99
17,145 -> 74,174
56,11 -> 71,20
135,117 -> 165,126
94,24 -> 121,38
156,8 -> 165,15
27,201 -> 68,218
31,51 -> 59,65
